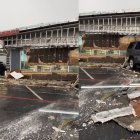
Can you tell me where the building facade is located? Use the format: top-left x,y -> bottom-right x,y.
0,21 -> 79,72
79,11 -> 140,49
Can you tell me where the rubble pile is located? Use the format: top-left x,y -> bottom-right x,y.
79,87 -> 140,132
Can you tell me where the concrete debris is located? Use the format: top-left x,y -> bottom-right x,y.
88,121 -> 93,125
10,71 -> 24,79
70,134 -> 73,137
91,105 -> 136,123
96,99 -> 106,104
52,127 -> 65,133
48,116 -> 55,120
128,90 -> 140,99
82,123 -> 87,127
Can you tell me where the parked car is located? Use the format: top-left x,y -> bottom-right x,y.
127,41 -> 140,69
0,62 -> 6,75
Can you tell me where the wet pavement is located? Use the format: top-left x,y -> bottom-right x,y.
0,85 -> 79,140
79,67 -> 140,86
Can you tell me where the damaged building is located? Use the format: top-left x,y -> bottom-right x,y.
79,11 -> 140,51
0,21 -> 79,73
79,11 -> 140,65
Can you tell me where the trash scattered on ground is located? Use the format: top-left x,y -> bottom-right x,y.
48,116 -> 55,120
10,71 -> 24,79
52,127 -> 65,133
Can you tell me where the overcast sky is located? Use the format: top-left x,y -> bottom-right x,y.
0,0 -> 78,31
1,0 -> 140,31
79,0 -> 140,13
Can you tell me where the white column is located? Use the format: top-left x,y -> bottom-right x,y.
35,32 -> 37,45
103,18 -> 105,32
73,27 -> 76,44
12,36 -> 14,45
51,30 -> 53,45
121,18 -> 123,32
98,19 -> 100,31
61,27 -> 63,44
83,20 -> 86,31
56,29 -> 59,44
116,18 -> 118,32
126,17 -> 128,33
88,19 -> 90,31
130,17 -> 132,33
111,18 -> 113,32
40,32 -> 42,45
93,19 -> 95,31
45,31 -> 47,45
25,34 -> 27,45
30,33 -> 32,45
107,18 -> 110,32
135,17 -> 137,33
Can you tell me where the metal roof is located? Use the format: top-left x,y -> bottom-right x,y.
19,19 -> 78,31
79,9 -> 140,17
0,19 -> 78,33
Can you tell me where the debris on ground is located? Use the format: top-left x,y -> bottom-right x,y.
79,87 -> 140,132
52,127 -> 65,133
48,116 -> 55,120
10,71 -> 24,79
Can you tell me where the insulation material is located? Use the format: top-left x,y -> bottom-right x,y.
91,105 -> 136,123
119,35 -> 140,50
82,33 -> 121,49
27,48 -> 74,64
69,49 -> 79,65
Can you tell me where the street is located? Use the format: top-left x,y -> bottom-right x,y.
0,85 -> 79,140
80,67 -> 140,86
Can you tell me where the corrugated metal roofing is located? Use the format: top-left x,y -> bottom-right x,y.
19,19 -> 78,31
0,19 -> 78,33
80,9 -> 140,17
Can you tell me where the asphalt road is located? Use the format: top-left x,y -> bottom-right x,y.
79,121 -> 140,140
79,67 -> 140,86
0,85 -> 79,140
